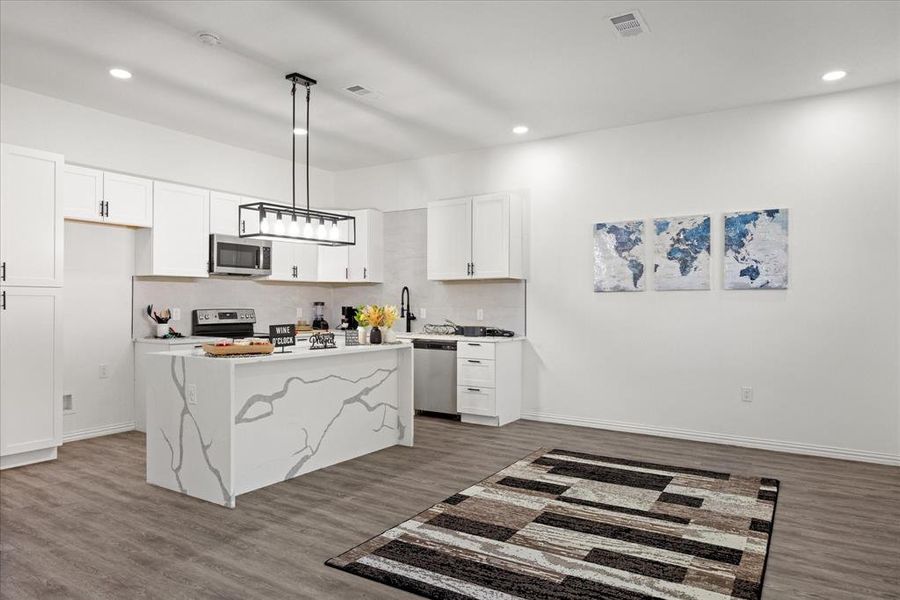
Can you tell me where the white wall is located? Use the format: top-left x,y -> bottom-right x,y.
335,84 -> 900,463
0,84 -> 335,206
62,221 -> 136,439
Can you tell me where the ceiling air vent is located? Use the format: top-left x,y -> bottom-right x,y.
345,85 -> 373,97
609,10 -> 649,37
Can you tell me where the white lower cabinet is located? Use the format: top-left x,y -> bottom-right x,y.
456,339 -> 523,426
0,287 -> 63,469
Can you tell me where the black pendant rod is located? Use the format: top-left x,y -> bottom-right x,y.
285,72 -> 317,220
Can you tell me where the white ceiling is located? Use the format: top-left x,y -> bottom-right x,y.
1,1 -> 897,171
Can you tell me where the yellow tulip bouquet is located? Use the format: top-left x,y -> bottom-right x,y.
355,305 -> 399,344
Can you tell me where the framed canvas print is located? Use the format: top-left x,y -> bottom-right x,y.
593,220 -> 646,292
653,214 -> 711,290
724,209 -> 789,289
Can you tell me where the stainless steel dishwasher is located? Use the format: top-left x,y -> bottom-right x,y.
413,339 -> 458,416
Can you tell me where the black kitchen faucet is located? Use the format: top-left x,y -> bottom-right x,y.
400,286 -> 416,333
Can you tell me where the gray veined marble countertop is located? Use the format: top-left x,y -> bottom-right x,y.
152,341 -> 412,363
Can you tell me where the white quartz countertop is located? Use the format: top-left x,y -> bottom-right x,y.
396,333 -> 525,343
153,341 -> 412,363
134,336 -> 215,346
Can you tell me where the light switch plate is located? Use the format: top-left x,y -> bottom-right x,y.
187,384 -> 198,405
296,307 -> 303,319
172,308 -> 181,321
476,309 -> 484,321
741,386 -> 753,403
99,364 -> 110,379
420,307 -> 427,319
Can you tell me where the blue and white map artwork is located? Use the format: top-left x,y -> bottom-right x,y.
593,220 -> 645,292
653,215 -> 711,290
724,209 -> 789,289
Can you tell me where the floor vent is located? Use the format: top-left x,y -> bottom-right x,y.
609,10 -> 649,37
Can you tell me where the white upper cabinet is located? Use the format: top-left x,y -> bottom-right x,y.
0,287 -> 63,459
209,191 -> 243,236
135,181 -> 209,277
64,165 -> 104,223
317,209 -> 383,283
103,172 -> 152,227
64,167 -> 152,228
348,209 -> 383,282
428,192 -> 525,281
0,144 -> 64,287
268,241 -> 318,282
427,197 -> 472,280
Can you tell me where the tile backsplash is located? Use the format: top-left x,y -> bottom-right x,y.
133,209 -> 526,338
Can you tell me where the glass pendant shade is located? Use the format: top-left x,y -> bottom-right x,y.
273,213 -> 286,235
288,217 -> 300,237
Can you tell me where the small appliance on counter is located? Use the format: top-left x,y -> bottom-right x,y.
338,305 -> 358,330
422,321 -> 515,337
312,301 -> 329,330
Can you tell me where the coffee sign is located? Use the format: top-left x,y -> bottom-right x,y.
269,324 -> 296,352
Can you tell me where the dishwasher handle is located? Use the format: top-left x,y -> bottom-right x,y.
412,340 -> 458,351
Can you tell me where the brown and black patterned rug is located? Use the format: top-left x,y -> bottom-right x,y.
326,448 -> 779,600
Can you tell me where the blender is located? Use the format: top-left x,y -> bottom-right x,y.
312,301 -> 329,330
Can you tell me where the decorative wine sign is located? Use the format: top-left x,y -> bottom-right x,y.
269,324 -> 297,352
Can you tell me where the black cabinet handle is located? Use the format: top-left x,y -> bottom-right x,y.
364,267 -> 367,279
467,343 -> 482,347
99,201 -> 104,217
467,359 -> 481,364
467,387 -> 481,392
1,290 -> 6,311
1,261 -> 5,282
241,220 -> 246,233
471,262 -> 475,276
345,267 -> 349,280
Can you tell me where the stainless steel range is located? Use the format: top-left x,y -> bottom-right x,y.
192,308 -> 257,338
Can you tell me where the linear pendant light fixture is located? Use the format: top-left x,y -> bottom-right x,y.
239,72 -> 355,245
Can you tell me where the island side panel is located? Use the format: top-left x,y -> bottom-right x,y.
146,354 -> 236,508
397,346 -> 414,446
232,349 -> 408,496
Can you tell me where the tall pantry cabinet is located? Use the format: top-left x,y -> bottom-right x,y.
0,144 -> 64,469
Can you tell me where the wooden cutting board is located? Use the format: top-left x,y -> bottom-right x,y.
202,343 -> 274,356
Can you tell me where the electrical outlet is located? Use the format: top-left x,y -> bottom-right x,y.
420,307 -> 427,319
476,308 -> 484,321
187,384 -> 198,405
741,386 -> 753,403
99,364 -> 110,379
172,307 -> 181,321
296,307 -> 303,319
63,394 -> 74,413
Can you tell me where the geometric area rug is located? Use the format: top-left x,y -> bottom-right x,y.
326,448 -> 779,600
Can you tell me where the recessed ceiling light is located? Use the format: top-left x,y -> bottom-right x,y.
822,70 -> 847,82
293,128 -> 308,136
512,125 -> 529,135
109,68 -> 132,80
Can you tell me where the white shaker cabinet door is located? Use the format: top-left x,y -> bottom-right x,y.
103,172 -> 152,227
137,181 -> 209,277
471,193 -> 510,279
317,211 -> 350,282
63,165 -> 104,223
268,240 -> 298,281
427,197 -> 472,280
295,243 -> 319,281
0,287 -> 62,457
0,144 -> 64,287
209,191 -> 242,236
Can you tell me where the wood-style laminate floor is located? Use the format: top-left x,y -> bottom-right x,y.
1,417 -> 898,600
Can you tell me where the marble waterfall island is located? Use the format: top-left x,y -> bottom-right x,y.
145,344 -> 413,507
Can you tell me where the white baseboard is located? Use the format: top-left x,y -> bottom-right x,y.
520,411 -> 900,466
63,422 -> 136,443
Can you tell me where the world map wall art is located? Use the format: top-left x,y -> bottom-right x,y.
724,208 -> 789,289
653,214 -> 711,290
593,220 -> 645,292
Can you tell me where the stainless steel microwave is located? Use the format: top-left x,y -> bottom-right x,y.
209,234 -> 272,277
